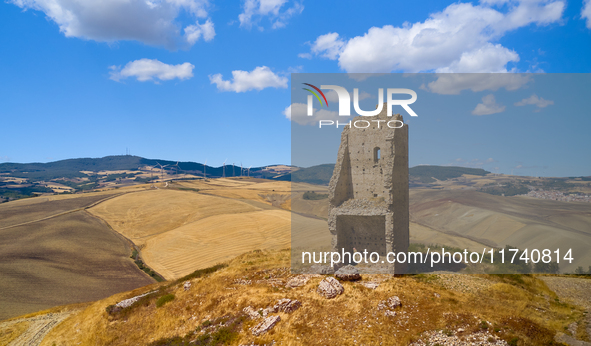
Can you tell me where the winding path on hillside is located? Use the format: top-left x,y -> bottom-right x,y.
540,276 -> 591,346
0,311 -> 73,346
0,192 -> 127,231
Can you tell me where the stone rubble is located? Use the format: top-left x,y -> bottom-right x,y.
115,291 -> 156,309
410,329 -> 509,346
251,315 -> 281,336
183,281 -> 191,291
261,307 -> 274,318
234,278 -> 252,285
317,277 -> 344,299
285,275 -> 310,288
272,298 -> 301,313
243,306 -> 261,320
377,296 -> 401,310
243,298 -> 301,322
361,282 -> 380,289
377,296 -> 402,317
384,310 -> 396,317
335,265 -> 361,281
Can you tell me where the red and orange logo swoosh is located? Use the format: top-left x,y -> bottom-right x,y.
303,83 -> 328,107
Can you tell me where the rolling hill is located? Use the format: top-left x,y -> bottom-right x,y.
0,190 -> 155,321
88,180 -> 296,280
17,249 -> 591,346
273,164 -> 491,185
0,156 -> 260,181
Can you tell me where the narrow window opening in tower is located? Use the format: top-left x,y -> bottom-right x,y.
374,147 -> 381,162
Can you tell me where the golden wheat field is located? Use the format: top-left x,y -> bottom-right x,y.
88,179 -> 310,280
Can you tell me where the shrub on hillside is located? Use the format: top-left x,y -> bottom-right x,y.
156,294 -> 175,308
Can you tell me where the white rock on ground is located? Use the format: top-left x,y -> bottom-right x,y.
361,282 -> 379,289
243,306 -> 261,320
251,315 -> 281,336
384,310 -> 396,317
317,277 -> 344,299
285,275 -> 312,288
261,307 -> 274,317
273,298 -> 301,313
377,296 -> 402,317
115,291 -> 156,309
335,265 -> 361,281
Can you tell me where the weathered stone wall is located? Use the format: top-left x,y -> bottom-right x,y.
328,104 -> 409,274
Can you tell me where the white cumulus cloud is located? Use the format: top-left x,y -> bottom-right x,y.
309,32 -> 345,60
209,66 -> 288,92
239,0 -> 303,30
284,103 -> 340,126
109,59 -> 194,82
184,19 -> 215,44
514,94 -> 554,108
9,0 -> 214,48
582,0 -> 591,29
472,94 -> 506,115
305,0 -> 564,73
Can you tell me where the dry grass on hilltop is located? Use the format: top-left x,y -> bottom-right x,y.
38,249 -> 587,346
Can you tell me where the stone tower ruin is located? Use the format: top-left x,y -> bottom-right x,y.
328,105 -> 409,274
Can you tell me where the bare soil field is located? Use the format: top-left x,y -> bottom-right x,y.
0,209 -> 154,321
288,181 -> 591,272
0,192 -> 122,229
288,183 -> 496,254
410,189 -> 591,272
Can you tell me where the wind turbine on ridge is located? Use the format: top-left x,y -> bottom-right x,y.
147,164 -> 157,182
156,162 -> 169,181
223,159 -> 227,178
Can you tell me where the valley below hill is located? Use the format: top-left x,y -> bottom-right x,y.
0,166 -> 590,345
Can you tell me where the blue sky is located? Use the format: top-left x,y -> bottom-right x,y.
1,0 -> 590,176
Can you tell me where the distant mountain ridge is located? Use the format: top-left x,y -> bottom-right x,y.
0,155 -> 274,180
0,155 -> 490,185
409,165 -> 490,183
272,164 -> 491,185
